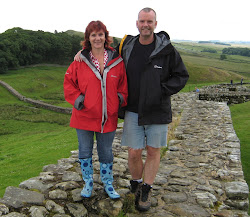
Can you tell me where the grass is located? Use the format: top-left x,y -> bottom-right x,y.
230,101 -> 250,213
160,114 -> 181,158
0,65 -> 70,107
0,85 -> 78,196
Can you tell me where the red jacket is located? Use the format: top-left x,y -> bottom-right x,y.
64,48 -> 128,133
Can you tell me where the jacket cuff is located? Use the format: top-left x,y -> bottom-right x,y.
74,94 -> 85,110
118,93 -> 124,107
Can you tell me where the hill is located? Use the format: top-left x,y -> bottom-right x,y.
171,41 -> 250,91
65,30 -> 85,38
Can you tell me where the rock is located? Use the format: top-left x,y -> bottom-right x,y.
0,186 -> 45,208
0,203 -> 9,215
45,200 -> 65,214
162,192 -> 188,203
49,189 -> 68,200
66,203 -> 88,217
62,171 -> 82,182
195,192 -> 217,208
165,203 -> 210,217
224,181 -> 249,199
2,212 -> 27,217
96,199 -> 123,217
29,206 -> 48,217
55,181 -> 80,190
19,178 -> 53,192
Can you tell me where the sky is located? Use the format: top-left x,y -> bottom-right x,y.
1,0 -> 249,42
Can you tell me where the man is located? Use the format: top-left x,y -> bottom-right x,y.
118,8 -> 189,211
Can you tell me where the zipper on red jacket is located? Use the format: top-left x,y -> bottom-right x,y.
80,53 -> 123,133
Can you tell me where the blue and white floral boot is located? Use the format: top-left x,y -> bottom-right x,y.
100,162 -> 120,199
79,158 -> 93,197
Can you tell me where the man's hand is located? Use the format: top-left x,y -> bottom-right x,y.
74,50 -> 83,62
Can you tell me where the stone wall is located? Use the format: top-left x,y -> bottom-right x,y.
198,83 -> 250,104
0,82 -> 249,216
0,80 -> 72,114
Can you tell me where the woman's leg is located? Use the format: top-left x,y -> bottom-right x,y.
96,131 -> 115,163
76,129 -> 94,159
96,131 -> 120,199
76,129 -> 94,197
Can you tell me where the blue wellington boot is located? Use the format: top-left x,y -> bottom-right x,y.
100,162 -> 120,199
79,158 -> 93,198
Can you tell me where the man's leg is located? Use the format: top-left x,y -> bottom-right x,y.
121,111 -> 145,193
143,146 -> 161,185
128,148 -> 143,180
136,146 -> 161,211
137,123 -> 167,211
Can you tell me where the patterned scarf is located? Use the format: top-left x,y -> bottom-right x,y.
89,49 -> 108,73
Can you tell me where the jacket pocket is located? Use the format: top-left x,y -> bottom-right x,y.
107,94 -> 119,116
81,88 -> 102,118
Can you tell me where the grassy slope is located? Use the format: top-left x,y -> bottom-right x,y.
1,65 -> 70,107
174,42 -> 250,92
0,85 -> 78,196
230,101 -> 250,214
230,102 -> 250,183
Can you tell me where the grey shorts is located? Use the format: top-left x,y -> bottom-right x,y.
121,111 -> 168,149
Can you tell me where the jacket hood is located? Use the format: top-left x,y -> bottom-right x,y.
121,31 -> 173,67
124,31 -> 172,57
151,31 -> 172,57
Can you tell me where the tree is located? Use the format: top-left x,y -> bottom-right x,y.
0,28 -> 82,72
111,37 -> 120,48
220,54 -> 227,60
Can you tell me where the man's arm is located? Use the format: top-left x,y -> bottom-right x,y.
161,48 -> 189,95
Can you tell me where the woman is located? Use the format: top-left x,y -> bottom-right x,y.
64,21 -> 128,199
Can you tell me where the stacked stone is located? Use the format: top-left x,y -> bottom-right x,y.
198,84 -> 250,104
0,92 -> 249,217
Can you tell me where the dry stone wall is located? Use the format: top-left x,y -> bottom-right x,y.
0,80 -> 72,114
0,81 -> 249,216
198,83 -> 250,105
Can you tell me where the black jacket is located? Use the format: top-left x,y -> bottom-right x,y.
119,31 -> 189,125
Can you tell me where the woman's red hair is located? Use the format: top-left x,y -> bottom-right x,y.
81,20 -> 112,50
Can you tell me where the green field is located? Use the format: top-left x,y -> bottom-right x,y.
230,101 -> 250,209
0,82 -> 78,196
0,41 -> 250,205
1,65 -> 70,107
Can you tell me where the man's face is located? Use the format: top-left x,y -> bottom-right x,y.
136,10 -> 157,37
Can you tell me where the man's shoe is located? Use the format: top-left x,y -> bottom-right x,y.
130,180 -> 142,206
136,183 -> 152,212
130,180 -> 141,193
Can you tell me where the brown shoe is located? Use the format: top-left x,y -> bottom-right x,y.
136,183 -> 152,211
134,182 -> 143,206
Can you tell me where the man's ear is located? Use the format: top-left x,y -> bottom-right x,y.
136,20 -> 138,28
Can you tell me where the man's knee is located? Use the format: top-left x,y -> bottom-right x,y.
128,148 -> 143,160
146,146 -> 161,158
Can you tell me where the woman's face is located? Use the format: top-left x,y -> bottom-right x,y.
89,30 -> 105,50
